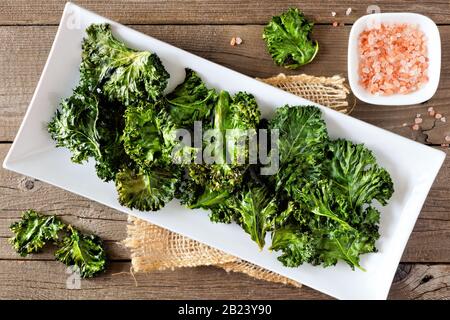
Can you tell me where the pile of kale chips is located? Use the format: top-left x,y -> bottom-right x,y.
49,24 -> 394,271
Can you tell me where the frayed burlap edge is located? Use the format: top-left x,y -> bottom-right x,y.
258,73 -> 355,114
123,73 -> 353,288
124,216 -> 302,287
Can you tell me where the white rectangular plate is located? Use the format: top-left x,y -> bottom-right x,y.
3,2 -> 446,300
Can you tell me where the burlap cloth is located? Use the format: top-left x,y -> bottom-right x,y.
124,73 -> 354,287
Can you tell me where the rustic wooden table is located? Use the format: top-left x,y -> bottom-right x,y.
0,0 -> 449,300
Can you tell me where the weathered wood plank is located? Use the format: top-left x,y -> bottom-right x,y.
1,144 -> 449,262
389,264 -> 450,299
1,0 -> 450,25
0,260 -> 329,299
1,25 -> 449,143
0,260 -> 447,299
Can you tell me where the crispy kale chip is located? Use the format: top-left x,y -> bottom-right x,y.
165,68 -> 217,126
10,210 -> 107,278
115,166 -> 180,211
9,210 -> 64,256
48,86 -> 128,182
81,23 -> 169,105
228,183 -> 278,249
269,125 -> 394,270
325,139 -> 394,208
263,8 -> 319,69
48,86 -> 101,164
270,225 -> 315,267
175,173 -> 234,223
188,91 -> 261,192
269,105 -> 328,194
49,23 -> 171,181
55,226 -> 106,278
95,98 -> 129,181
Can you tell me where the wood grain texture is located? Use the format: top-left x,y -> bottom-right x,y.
0,260 -> 447,299
389,264 -> 450,300
1,144 -> 449,263
1,0 -> 450,25
0,25 -> 449,143
1,0 -> 449,300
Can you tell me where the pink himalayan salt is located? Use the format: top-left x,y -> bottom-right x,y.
358,23 -> 429,96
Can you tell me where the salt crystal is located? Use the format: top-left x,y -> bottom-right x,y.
445,136 -> 450,142
415,117 -> 423,124
346,8 -> 352,16
412,124 -> 420,131
441,117 -> 446,123
331,11 -> 336,17
435,113 -> 442,119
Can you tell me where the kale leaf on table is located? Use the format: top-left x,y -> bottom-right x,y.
263,8 -> 319,69
9,210 -> 64,256
10,210 -> 107,278
55,225 -> 106,278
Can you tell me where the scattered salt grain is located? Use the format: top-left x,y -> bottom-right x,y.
235,37 -> 243,45
331,11 -> 336,17
445,135 -> 450,142
441,117 -> 446,123
346,8 -> 352,16
435,113 -> 442,119
414,117 -> 423,124
230,37 -> 236,46
332,21 -> 338,27
442,143 -> 450,147
412,124 -> 420,131
427,107 -> 434,112
402,123 -> 408,127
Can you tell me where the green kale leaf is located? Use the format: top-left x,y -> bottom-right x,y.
9,210 -> 64,256
269,105 -> 328,193
325,139 -> 394,209
270,225 -> 315,267
165,68 -> 217,126
122,101 -> 195,169
55,226 -> 106,278
228,183 -> 278,249
263,8 -> 319,69
48,85 -> 101,164
189,91 -> 261,192
81,23 -> 169,105
115,166 -> 180,211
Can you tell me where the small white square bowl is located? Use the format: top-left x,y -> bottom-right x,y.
348,13 -> 441,105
